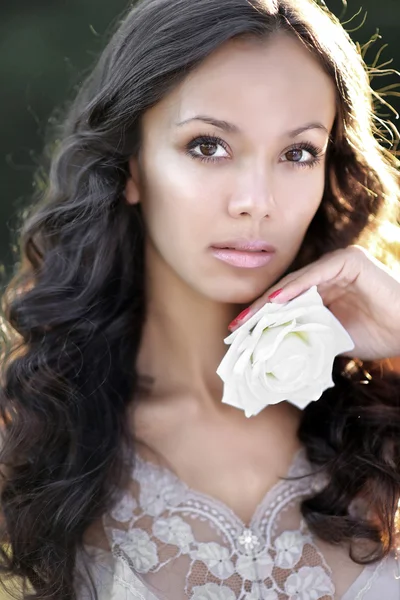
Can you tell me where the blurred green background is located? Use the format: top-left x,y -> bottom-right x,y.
0,0 -> 399,278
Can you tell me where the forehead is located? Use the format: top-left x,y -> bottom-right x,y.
142,32 -> 337,137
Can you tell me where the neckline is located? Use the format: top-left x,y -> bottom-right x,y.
131,446 -> 321,530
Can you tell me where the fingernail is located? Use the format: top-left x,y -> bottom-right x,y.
268,288 -> 283,301
228,307 -> 251,331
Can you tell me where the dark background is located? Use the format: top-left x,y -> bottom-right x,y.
1,0 -> 399,277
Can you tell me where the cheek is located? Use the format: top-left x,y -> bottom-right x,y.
143,146 -> 226,225
139,160 -> 216,253
278,169 -> 325,225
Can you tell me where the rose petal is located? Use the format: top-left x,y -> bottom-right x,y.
217,287 -> 354,417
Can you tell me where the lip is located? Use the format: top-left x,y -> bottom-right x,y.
213,239 -> 276,252
211,240 -> 276,269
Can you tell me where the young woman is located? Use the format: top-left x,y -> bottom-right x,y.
1,0 -> 400,598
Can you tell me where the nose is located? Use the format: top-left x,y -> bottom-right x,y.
228,166 -> 274,221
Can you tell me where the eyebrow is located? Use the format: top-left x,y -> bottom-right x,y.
176,115 -> 329,137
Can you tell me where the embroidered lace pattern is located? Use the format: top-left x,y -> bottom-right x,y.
91,448 -> 398,600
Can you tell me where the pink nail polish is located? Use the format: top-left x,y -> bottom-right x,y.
268,288 -> 283,301
228,307 -> 251,330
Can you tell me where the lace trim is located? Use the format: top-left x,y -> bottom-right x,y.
101,450 -> 340,598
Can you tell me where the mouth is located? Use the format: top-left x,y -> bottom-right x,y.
217,246 -> 270,252
210,240 -> 276,269
212,239 -> 276,253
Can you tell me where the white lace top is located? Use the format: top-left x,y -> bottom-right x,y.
76,448 -> 400,599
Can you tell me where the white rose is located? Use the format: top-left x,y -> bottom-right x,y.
216,287 -> 354,417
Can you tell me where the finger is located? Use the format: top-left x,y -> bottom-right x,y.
268,251 -> 352,304
228,266 -> 317,331
316,282 -> 348,307
228,251 -> 349,331
261,252 -> 338,301
227,269 -> 313,331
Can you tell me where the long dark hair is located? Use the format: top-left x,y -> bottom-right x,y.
1,0 -> 399,597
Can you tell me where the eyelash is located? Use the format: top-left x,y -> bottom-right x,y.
185,134 -> 323,169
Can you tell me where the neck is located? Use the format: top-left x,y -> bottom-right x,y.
134,240 -> 302,463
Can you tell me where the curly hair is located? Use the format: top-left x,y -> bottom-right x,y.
0,0 -> 399,598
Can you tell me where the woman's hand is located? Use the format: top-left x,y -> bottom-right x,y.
229,246 -> 400,361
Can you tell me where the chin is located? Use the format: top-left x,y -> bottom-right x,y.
204,278 -> 273,305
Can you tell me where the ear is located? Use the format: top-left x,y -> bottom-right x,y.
125,156 -> 141,205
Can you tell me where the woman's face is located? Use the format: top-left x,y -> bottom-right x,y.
126,32 -> 336,304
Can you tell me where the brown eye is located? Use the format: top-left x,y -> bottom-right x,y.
285,149 -> 304,162
186,135 -> 229,161
199,142 -> 218,156
280,143 -> 321,169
